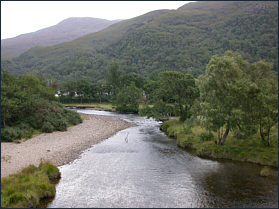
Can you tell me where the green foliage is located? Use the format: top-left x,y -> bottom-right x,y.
140,71 -> 199,121
159,119 -> 186,138
21,165 -> 39,175
161,118 -> 278,167
247,62 -> 278,146
66,110 -> 83,125
120,72 -> 147,89
115,81 -> 142,113
1,70 -> 82,141
2,1 -> 277,84
106,62 -> 122,98
139,100 -> 178,121
199,132 -> 214,142
1,163 -> 60,208
41,122 -> 55,133
196,51 -> 277,145
38,162 -> 61,180
1,126 -> 23,142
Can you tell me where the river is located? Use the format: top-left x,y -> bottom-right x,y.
46,110 -> 278,208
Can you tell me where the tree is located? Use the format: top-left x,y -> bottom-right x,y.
17,74 -> 56,101
196,51 -> 278,145
106,62 -> 122,98
160,71 -> 199,121
1,69 -> 25,127
115,81 -> 142,113
246,61 -> 278,146
60,80 -> 77,99
196,51 -> 249,145
120,72 -> 146,89
76,79 -> 97,103
140,71 -> 199,121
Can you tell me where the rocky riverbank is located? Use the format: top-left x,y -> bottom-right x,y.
1,114 -> 135,178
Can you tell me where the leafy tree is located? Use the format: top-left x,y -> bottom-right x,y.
139,100 -> 179,121
17,74 -> 56,101
106,62 -> 122,98
76,79 -> 98,103
140,71 -> 199,121
120,72 -> 146,89
196,51 -> 278,145
59,80 -> 77,99
196,51 -> 249,145
115,81 -> 142,113
1,69 -> 26,127
245,61 -> 278,146
160,71 -> 199,121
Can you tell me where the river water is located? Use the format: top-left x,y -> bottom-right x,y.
47,110 -> 278,208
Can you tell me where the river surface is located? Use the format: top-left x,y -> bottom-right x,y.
47,110 -> 278,208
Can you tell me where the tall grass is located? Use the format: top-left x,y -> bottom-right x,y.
161,119 -> 278,167
1,162 -> 61,208
64,102 -> 116,111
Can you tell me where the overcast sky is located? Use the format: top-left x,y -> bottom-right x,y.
1,1 -> 195,40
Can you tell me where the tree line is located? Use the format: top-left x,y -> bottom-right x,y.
1,51 -> 277,147
104,51 -> 277,146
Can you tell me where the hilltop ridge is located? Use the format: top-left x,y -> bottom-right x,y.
1,1 -> 277,84
1,17 -> 122,58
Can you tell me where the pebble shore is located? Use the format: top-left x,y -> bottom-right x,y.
1,114 -> 135,178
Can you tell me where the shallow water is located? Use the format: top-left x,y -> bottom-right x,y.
47,110 -> 278,208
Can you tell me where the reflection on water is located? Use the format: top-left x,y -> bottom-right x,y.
47,110 -> 278,208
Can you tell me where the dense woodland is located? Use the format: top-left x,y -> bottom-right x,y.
1,1 -> 278,84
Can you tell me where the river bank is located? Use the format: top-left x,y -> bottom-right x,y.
1,114 -> 135,178
160,119 -> 278,168
63,103 -> 116,112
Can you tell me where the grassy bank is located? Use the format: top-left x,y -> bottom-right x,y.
64,102 -> 116,111
64,102 -> 148,112
160,119 -> 278,167
1,162 -> 61,208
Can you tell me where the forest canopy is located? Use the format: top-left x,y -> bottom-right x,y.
1,1 -> 277,84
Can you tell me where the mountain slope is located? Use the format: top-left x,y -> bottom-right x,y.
1,1 -> 277,84
1,17 -> 121,58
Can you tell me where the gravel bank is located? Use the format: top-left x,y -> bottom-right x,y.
1,114 -> 135,178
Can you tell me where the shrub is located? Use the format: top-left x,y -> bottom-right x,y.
1,126 -> 23,142
55,118 -> 68,131
184,126 -> 193,134
2,99 -> 82,140
22,128 -> 35,139
41,122 -> 54,133
17,122 -> 31,130
66,110 -> 82,125
38,162 -> 61,180
199,132 -> 214,142
22,116 -> 37,129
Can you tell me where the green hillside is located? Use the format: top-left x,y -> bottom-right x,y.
1,17 -> 121,59
1,1 -> 278,84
